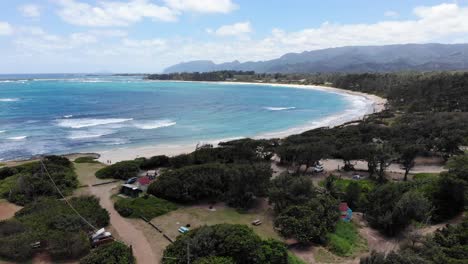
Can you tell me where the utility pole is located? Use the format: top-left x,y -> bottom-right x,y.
186,241 -> 190,264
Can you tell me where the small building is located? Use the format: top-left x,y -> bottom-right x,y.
339,202 -> 353,222
120,184 -> 142,198
146,170 -> 157,179
137,176 -> 152,192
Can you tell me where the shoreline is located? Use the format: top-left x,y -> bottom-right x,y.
96,82 -> 386,163
1,81 -> 387,164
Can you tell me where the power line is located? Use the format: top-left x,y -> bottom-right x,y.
40,158 -> 98,231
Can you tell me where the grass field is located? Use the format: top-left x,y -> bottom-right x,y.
412,172 -> 440,181
114,195 -> 178,219
152,201 -> 281,241
327,221 -> 367,257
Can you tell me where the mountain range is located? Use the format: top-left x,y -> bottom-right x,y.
164,43 -> 468,73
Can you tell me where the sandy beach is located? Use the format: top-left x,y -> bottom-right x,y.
97,82 -> 387,163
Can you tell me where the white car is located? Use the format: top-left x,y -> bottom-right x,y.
314,165 -> 324,173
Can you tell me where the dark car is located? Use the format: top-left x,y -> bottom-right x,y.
125,177 -> 138,184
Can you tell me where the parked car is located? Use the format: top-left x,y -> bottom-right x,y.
252,219 -> 262,226
314,165 -> 324,173
178,226 -> 190,234
352,174 -> 362,180
125,177 -> 138,184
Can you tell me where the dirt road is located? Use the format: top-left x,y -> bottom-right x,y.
89,183 -> 157,264
74,162 -> 158,264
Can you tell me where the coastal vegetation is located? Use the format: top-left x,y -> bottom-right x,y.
114,194 -> 177,219
0,156 -> 78,205
360,218 -> 468,264
327,221 -> 366,257
162,224 -> 288,264
75,156 -> 100,164
148,162 -> 271,209
80,241 -> 135,264
0,196 -> 109,262
95,160 -> 141,180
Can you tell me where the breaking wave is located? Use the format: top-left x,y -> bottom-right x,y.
56,118 -> 133,129
133,120 -> 176,130
264,106 -> 296,111
0,98 -> 20,102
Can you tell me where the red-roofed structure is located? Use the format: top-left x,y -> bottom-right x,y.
137,176 -> 151,185
339,202 -> 353,222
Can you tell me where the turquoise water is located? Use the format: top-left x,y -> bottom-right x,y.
0,75 -> 359,161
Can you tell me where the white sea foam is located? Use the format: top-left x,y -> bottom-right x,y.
8,136 -> 27,140
63,115 -> 73,118
0,98 -> 20,102
133,119 -> 176,130
264,106 -> 296,111
56,118 -> 133,129
68,131 -> 106,140
0,130 -> 5,134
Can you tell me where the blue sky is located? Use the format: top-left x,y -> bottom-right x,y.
1,0 -> 468,73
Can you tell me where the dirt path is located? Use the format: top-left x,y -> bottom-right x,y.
0,200 -> 22,220
73,162 -> 159,263
321,159 -> 446,175
89,183 -> 158,264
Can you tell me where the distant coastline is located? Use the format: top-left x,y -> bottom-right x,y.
96,81 -> 386,163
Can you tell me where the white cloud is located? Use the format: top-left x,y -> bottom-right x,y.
213,21 -> 252,37
164,0 -> 237,13
384,10 -> 399,18
255,3 -> 468,52
19,4 -> 41,18
6,2 -> 468,73
0,22 -> 13,36
55,0 -> 178,27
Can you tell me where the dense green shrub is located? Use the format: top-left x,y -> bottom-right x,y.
74,156 -> 99,163
80,242 -> 135,264
1,156 -> 78,205
194,256 -> 235,264
163,224 -> 287,264
0,196 -> 109,262
274,194 -> 340,244
364,183 -> 432,236
95,160 -> 140,180
114,195 -> 177,219
139,155 -> 170,170
269,173 -> 315,213
148,163 -> 271,209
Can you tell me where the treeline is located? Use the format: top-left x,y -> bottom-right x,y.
148,162 -> 271,209
96,139 -> 276,180
146,70 -> 255,81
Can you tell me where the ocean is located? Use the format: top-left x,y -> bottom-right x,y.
0,74 -> 370,161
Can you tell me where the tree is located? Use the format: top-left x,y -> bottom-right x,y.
80,242 -> 134,264
375,143 -> 395,183
268,173 -> 315,213
95,161 -> 140,180
430,174 -> 465,222
274,195 -> 340,244
162,224 -> 287,264
345,182 -> 362,210
400,145 -> 421,181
